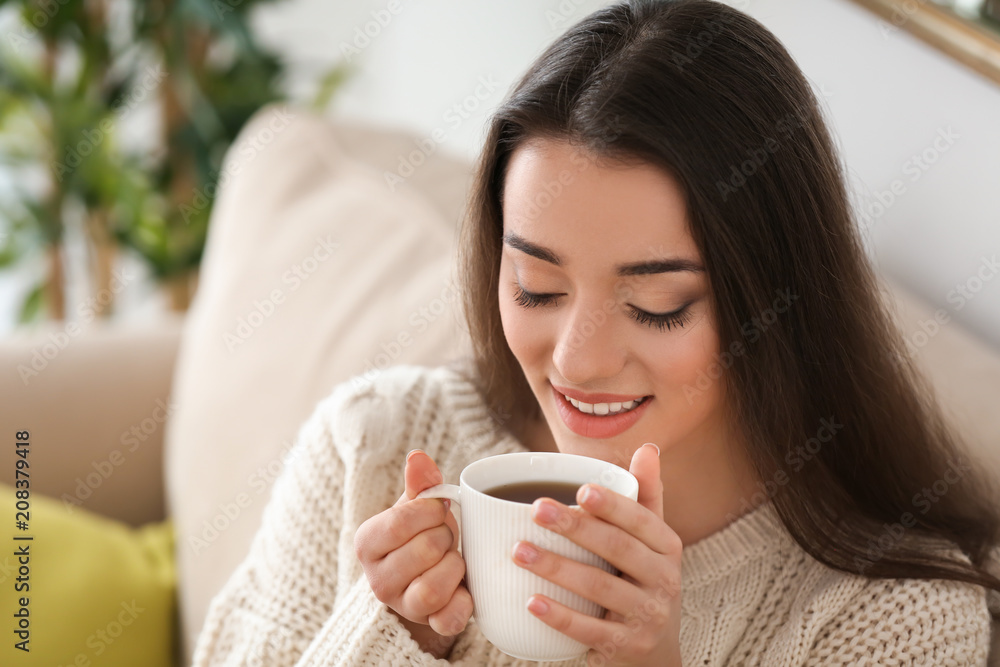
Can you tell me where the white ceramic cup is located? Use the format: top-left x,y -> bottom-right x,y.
416,452 -> 639,662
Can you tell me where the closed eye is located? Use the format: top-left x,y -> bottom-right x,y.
512,286 -> 559,308
511,285 -> 691,332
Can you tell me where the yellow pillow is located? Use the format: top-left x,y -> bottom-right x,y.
0,484 -> 177,666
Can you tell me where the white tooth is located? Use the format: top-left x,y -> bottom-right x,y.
569,396 -> 649,415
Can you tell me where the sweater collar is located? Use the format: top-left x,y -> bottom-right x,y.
680,499 -> 791,590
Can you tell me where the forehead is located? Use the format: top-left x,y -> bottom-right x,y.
501,138 -> 699,265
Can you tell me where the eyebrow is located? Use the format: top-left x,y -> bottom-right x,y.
502,232 -> 705,276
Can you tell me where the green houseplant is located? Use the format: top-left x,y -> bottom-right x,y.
0,0 -> 345,321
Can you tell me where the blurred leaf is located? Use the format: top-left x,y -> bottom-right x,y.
198,50 -> 285,136
0,46 -> 53,102
17,280 -> 44,324
0,211 -> 25,267
0,247 -> 16,269
311,62 -> 353,114
18,0 -> 88,40
0,197 -> 46,258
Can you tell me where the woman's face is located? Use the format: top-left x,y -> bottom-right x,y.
499,137 -> 728,468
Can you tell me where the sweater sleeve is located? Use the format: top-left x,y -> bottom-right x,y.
190,375 -> 470,666
804,575 -> 990,666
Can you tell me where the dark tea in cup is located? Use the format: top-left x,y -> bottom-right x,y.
484,480 -> 580,505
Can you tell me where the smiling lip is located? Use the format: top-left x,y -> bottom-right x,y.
551,384 -> 647,404
550,383 -> 653,439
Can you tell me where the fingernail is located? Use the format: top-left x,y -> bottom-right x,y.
443,499 -> 451,512
579,484 -> 601,505
644,442 -> 661,457
406,450 -> 425,474
512,541 -> 540,564
526,596 -> 549,615
532,500 -> 560,525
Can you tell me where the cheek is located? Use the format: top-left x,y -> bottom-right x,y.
498,282 -> 538,364
643,312 -> 722,400
497,259 -> 558,368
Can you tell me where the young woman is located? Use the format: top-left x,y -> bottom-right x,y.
193,1 -> 1000,664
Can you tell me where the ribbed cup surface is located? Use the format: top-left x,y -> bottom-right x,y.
463,492 -> 614,661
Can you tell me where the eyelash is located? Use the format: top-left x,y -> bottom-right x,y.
511,286 -> 692,332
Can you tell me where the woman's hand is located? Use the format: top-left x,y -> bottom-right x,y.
355,450 -> 473,659
511,443 -> 683,666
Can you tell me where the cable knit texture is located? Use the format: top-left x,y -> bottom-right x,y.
191,362 -> 991,666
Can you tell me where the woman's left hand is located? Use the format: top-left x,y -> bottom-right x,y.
511,443 -> 683,667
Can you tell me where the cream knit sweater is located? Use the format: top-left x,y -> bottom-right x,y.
191,362 -> 991,666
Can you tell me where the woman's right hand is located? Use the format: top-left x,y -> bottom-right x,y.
355,449 -> 473,658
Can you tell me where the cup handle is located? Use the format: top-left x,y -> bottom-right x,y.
415,484 -> 461,505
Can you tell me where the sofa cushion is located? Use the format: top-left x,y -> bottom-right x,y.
0,485 -> 176,666
0,318 -> 182,527
164,105 -> 473,660
882,279 -> 1000,476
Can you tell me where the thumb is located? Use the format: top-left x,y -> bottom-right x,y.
404,449 -> 444,500
629,443 -> 663,520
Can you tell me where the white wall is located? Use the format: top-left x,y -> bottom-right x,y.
741,0 -> 1000,348
251,0 -> 1000,350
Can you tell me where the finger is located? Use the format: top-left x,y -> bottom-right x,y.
531,498 -> 673,582
629,442 -> 663,521
428,581 -> 473,637
370,524 -> 455,607
387,521 -> 454,578
574,483 -> 680,556
357,499 -> 452,561
511,541 -> 641,617
406,451 -> 459,547
405,449 -> 444,499
401,549 -> 465,619
524,593 -> 624,655
443,503 -> 460,551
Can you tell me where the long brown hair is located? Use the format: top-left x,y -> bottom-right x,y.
458,0 -> 1000,606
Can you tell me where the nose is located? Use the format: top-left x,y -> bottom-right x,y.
552,297 -> 627,386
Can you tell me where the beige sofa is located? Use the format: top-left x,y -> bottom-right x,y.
2,105 -> 999,665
